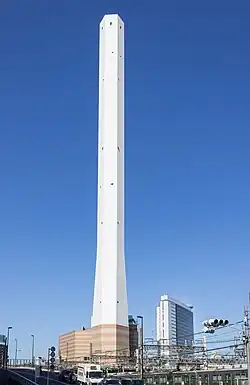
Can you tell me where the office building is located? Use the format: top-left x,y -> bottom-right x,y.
91,14 -> 129,355
156,295 -> 194,356
0,335 -> 6,368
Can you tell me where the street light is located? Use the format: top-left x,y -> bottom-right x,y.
31,335 -> 35,367
15,339 -> 18,365
16,349 -> 21,362
7,327 -> 12,348
6,326 -> 12,368
137,316 -> 144,380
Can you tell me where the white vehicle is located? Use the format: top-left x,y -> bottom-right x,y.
77,364 -> 104,385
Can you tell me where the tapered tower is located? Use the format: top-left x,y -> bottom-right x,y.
91,14 -> 129,355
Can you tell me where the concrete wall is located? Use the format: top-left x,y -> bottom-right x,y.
0,369 -> 7,383
1,369 -> 22,385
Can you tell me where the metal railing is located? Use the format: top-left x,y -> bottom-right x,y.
8,359 -> 33,367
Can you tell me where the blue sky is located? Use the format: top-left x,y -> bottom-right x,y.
0,0 -> 250,359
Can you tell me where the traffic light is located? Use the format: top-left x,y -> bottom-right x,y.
49,346 -> 56,371
219,319 -> 229,326
202,319 -> 229,333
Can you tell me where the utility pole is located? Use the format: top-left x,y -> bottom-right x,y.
137,316 -> 144,380
89,343 -> 93,363
66,342 -> 69,363
243,293 -> 250,385
47,348 -> 50,385
202,336 -> 207,369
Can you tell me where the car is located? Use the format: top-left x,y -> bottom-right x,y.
59,369 -> 77,383
131,380 -> 144,385
102,377 -> 135,385
102,379 -> 122,385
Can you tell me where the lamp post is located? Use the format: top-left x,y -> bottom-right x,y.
31,335 -> 35,367
16,349 -> 21,362
137,316 -> 144,380
14,339 -> 18,365
6,326 -> 12,368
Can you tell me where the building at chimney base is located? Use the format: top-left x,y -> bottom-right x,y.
58,325 -> 129,365
91,325 -> 129,357
59,319 -> 135,364
59,329 -> 92,363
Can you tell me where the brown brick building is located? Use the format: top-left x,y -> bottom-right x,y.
59,316 -> 138,363
59,329 -> 92,362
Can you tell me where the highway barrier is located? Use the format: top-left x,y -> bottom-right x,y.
6,369 -> 38,385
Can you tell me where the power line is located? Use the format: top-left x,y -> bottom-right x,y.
205,339 -> 236,344
152,320 -> 244,344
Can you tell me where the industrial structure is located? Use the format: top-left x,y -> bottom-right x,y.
91,13 -> 129,355
59,13 -> 128,362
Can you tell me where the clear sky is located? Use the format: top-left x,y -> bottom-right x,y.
0,0 -> 250,359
